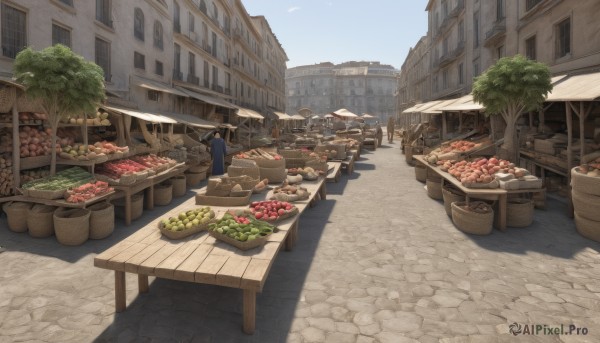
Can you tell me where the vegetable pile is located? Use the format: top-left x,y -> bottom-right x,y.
207,212 -> 275,242
159,207 -> 215,232
19,126 -> 67,158
130,154 -> 176,171
438,157 -> 528,185
0,152 -> 13,196
96,159 -> 149,180
458,201 -> 493,214
441,140 -> 481,153
248,200 -> 297,221
64,181 -> 113,203
21,167 -> 92,191
235,148 -> 282,160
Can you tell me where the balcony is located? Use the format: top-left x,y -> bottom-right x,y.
434,0 -> 464,40
173,70 -> 183,81
204,79 -> 210,88
202,43 -> 212,55
438,41 -> 465,68
225,88 -> 231,95
484,19 -> 506,47
187,74 -> 200,85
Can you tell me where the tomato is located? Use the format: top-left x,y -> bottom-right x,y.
278,209 -> 285,215
251,201 -> 259,207
285,205 -> 292,210
255,212 -> 263,219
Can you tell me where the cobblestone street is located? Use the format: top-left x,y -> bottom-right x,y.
2,140 -> 600,342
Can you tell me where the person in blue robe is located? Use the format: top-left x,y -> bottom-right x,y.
210,132 -> 227,176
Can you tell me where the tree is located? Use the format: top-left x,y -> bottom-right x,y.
14,44 -> 105,175
472,55 -> 552,162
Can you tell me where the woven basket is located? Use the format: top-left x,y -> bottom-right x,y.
304,160 -> 328,172
171,175 -> 187,197
415,164 -> 427,183
195,190 -> 252,206
27,204 -> 56,238
506,198 -> 534,228
209,229 -> 270,251
571,167 -> 600,196
259,167 -> 287,183
574,212 -> 600,242
88,202 -> 114,239
188,163 -> 210,174
159,220 -> 213,240
185,171 -> 206,187
254,158 -> 285,169
0,86 -> 16,113
26,188 -> 67,200
16,93 -> 44,113
406,147 -> 414,165
426,179 -> 443,200
154,182 -> 173,206
442,185 -> 465,217
3,202 -> 32,233
53,208 -> 90,246
285,158 -> 306,169
451,201 -> 494,235
224,176 -> 259,190
572,190 -> 600,222
231,158 -> 258,168
227,165 -> 260,179
112,192 -> 144,221
207,179 -> 234,197
279,149 -> 303,158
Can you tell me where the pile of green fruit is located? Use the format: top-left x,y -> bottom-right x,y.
207,212 -> 276,242
21,167 -> 92,191
159,207 -> 215,231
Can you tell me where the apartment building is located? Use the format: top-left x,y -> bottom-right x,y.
0,0 -> 287,120
286,61 -> 399,121
399,0 -> 600,112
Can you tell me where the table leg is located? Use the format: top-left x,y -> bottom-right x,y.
285,220 -> 298,251
242,289 -> 256,334
115,271 -> 126,312
498,193 -> 507,231
125,192 -> 132,226
146,186 -> 154,210
138,274 -> 149,293
320,182 -> 327,200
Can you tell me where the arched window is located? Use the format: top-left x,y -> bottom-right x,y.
154,21 -> 163,50
134,8 -> 144,41
199,0 -> 207,14
212,2 -> 218,19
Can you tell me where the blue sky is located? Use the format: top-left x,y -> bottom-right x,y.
243,0 -> 429,70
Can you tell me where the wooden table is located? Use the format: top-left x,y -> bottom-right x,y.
94,176 -> 327,334
340,155 -> 355,175
326,162 -> 342,183
3,191 -> 115,208
414,155 -> 546,231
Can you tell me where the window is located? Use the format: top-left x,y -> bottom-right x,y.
52,23 -> 71,48
188,52 -> 195,76
148,90 -> 160,102
96,0 -> 112,27
59,0 -> 73,6
155,60 -> 163,76
443,37 -> 449,55
442,69 -> 448,89
95,37 -> 111,81
1,4 -> 27,59
212,3 -> 218,20
203,61 -> 209,87
497,45 -> 505,59
174,1 -> 180,33
212,65 -> 218,87
526,0 -> 542,11
199,0 -> 207,14
496,0 -> 504,21
134,8 -> 144,41
134,52 -> 145,70
442,0 -> 448,18
473,60 -> 480,78
556,18 -> 571,59
458,20 -> 464,43
153,21 -> 163,50
458,63 -> 464,84
189,12 -> 194,32
473,12 -> 479,48
526,35 -> 536,60
174,44 -> 181,73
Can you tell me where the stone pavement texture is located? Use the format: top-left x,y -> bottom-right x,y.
2,139 -> 600,343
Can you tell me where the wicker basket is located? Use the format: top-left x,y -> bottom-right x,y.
16,93 -> 44,113
259,167 -> 287,183
224,176 -> 259,190
442,185 -> 465,217
575,212 -> 600,242
304,160 -> 328,172
3,202 -> 32,233
571,190 -> 600,221
159,220 -> 213,240
415,164 -> 427,183
209,229 -> 270,251
0,86 -> 16,113
188,163 -> 210,174
53,208 -> 90,246
506,198 -> 535,228
279,149 -> 303,158
207,178 -> 234,197
154,182 -> 173,206
27,204 -> 56,238
254,158 -> 285,169
112,192 -> 144,221
571,167 -> 600,196
88,202 -> 114,239
195,190 -> 252,206
451,201 -> 494,235
231,158 -> 258,168
227,165 -> 260,179
426,179 -> 443,200
171,175 -> 187,197
405,147 -> 414,165
185,171 -> 206,187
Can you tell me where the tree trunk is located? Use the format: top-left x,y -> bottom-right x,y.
501,115 -> 518,162
50,123 -> 58,176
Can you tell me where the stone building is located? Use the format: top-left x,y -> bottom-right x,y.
0,0 -> 287,120
398,0 -> 600,112
286,61 -> 398,122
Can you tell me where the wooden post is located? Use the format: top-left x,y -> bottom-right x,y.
242,289 -> 256,334
566,102 -> 574,218
441,112 -> 447,141
539,110 -> 545,132
138,274 -> 149,293
115,271 -> 126,312
458,113 -> 463,132
12,96 -> 20,193
498,193 -> 507,231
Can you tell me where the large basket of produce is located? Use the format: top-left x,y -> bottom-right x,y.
259,167 -> 287,183
225,176 -> 259,191
415,163 -> 427,182
21,167 -> 93,199
171,175 -> 187,197
64,181 -> 113,203
426,179 -> 443,200
575,212 -> 600,242
451,201 -> 494,235
304,160 -> 328,173
53,208 -> 90,246
572,190 -> 600,222
188,162 -> 210,174
185,171 -> 206,187
270,181 -> 311,202
195,190 -> 252,207
27,204 -> 56,238
571,166 -> 600,196
231,158 -> 258,168
227,165 -> 260,179
207,212 -> 276,251
235,149 -> 284,168
506,198 -> 534,228
207,178 -> 235,197
154,181 -> 173,206
112,192 -> 144,221
3,202 -> 33,233
285,158 -> 306,169
244,200 -> 299,223
88,202 -> 114,239
278,149 -> 303,159
442,184 -> 465,217
158,206 -> 215,240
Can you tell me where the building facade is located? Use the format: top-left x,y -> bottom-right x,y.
398,0 -> 600,112
286,61 -> 398,121
0,0 -> 287,120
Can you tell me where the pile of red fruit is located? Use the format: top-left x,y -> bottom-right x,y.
249,200 -> 296,221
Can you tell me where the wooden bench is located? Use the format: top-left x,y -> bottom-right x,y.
94,176 -> 327,334
326,162 -> 342,183
341,155 -> 355,175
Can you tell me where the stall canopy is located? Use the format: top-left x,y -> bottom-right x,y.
324,114 -> 334,118
273,111 -> 292,120
175,86 -> 237,109
235,107 -> 264,120
290,114 -> 306,120
361,113 -> 376,118
132,77 -> 188,97
102,105 -> 177,124
160,112 -> 217,129
402,103 -> 425,114
421,98 -> 464,114
411,100 -> 443,114
331,108 -> 359,118
546,72 -> 600,102
437,94 -> 484,112
0,76 -> 24,90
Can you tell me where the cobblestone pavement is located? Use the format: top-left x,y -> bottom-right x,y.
2,138 -> 600,343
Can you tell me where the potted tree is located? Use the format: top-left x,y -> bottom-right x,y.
14,44 -> 105,175
472,55 -> 552,162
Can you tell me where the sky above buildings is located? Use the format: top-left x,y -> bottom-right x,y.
243,0 -> 429,70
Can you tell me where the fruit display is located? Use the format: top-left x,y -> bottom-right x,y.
96,159 -> 149,180
235,148 -> 283,160
60,110 -> 111,126
20,168 -> 50,183
253,178 -> 269,193
158,207 -> 216,232
18,112 -> 48,122
90,141 -> 130,157
0,152 -> 13,196
59,143 -> 108,161
578,156 -> 600,177
130,154 -> 177,172
437,157 -> 533,188
21,167 -> 92,191
64,181 -> 113,203
207,212 -> 276,243
287,167 -> 320,180
19,126 -> 65,158
247,200 -> 298,222
441,140 -> 481,153
271,180 -> 311,201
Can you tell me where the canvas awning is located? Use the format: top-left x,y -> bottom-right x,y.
0,76 -> 24,90
290,114 -> 306,120
175,86 -> 237,109
102,105 -> 177,124
161,112 -> 217,129
331,108 -> 358,118
235,107 -> 264,120
324,114 -> 334,118
406,100 -> 442,115
546,72 -> 600,102
437,94 -> 484,112
421,98 -> 464,114
273,111 -> 292,120
361,113 -> 375,118
132,77 -> 187,97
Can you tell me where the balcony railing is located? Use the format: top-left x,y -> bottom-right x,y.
204,79 -> 210,88
484,19 -> 506,46
202,43 -> 212,55
173,70 -> 183,81
187,74 -> 200,85
225,88 -> 231,95
438,41 -> 465,68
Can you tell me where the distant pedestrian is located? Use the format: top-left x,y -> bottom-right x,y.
210,132 -> 227,176
387,117 -> 396,143
375,121 -> 383,147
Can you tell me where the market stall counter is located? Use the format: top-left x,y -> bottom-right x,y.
326,162 -> 342,183
414,155 -> 546,231
94,175 -> 327,334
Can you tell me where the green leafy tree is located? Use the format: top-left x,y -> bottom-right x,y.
14,44 -> 105,175
472,55 -> 552,161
